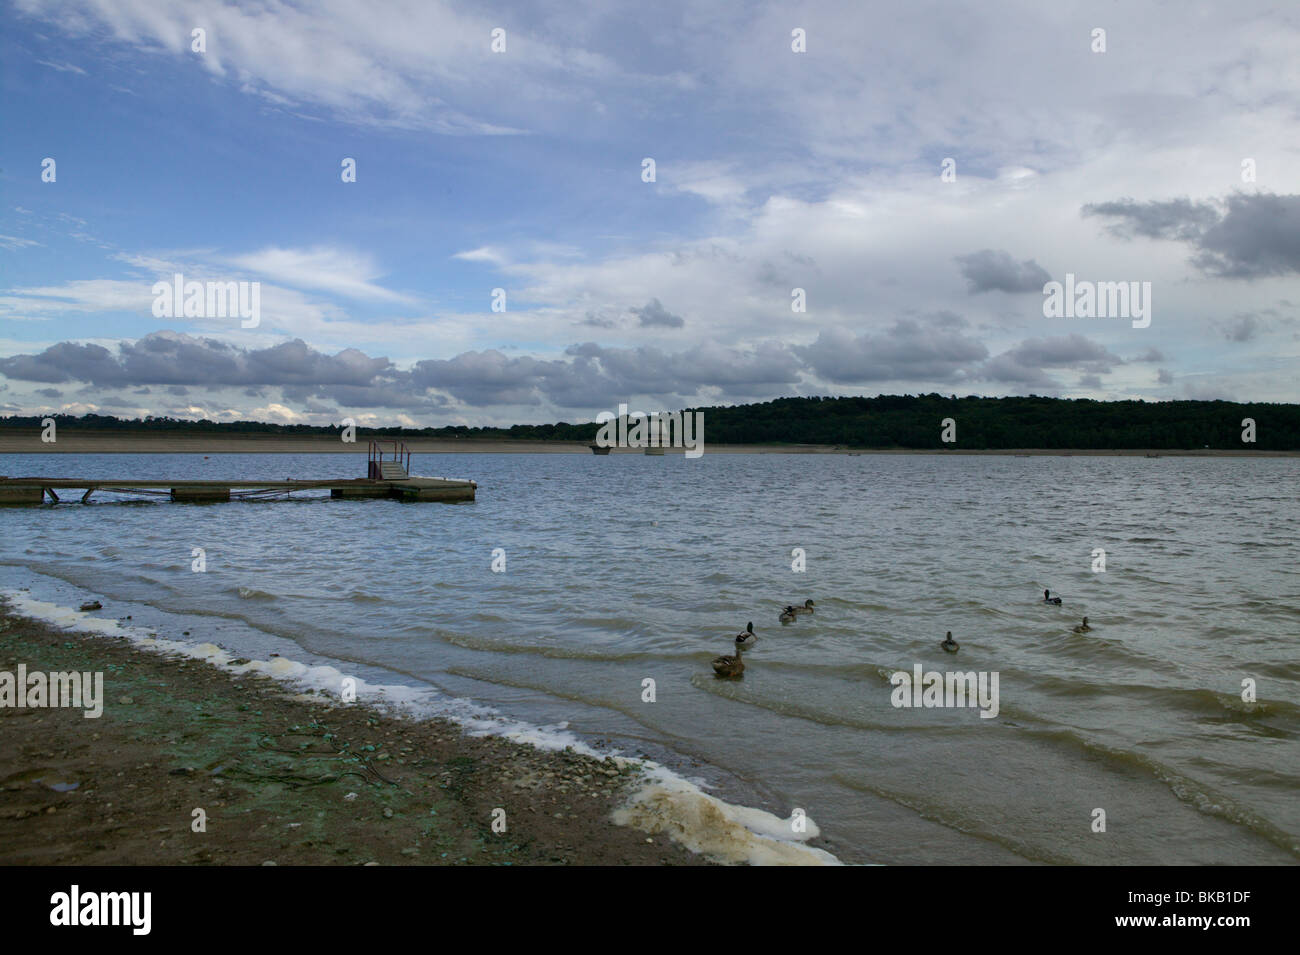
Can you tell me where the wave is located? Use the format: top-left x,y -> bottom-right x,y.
1024,726 -> 1300,859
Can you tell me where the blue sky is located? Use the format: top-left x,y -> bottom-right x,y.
2,0 -> 1298,426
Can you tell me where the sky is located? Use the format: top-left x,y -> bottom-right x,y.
1,0 -> 1298,428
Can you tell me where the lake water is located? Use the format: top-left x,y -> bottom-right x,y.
2,451 -> 1297,864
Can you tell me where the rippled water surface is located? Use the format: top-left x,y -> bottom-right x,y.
2,451 -> 1297,864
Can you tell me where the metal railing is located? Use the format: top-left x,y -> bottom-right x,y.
367,439 -> 411,479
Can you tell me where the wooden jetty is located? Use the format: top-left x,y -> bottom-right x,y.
0,440 -> 475,505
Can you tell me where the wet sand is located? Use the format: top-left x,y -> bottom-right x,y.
0,604 -> 709,866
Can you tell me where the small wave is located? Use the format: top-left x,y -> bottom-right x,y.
234,586 -> 277,601
832,773 -> 1075,865
442,630 -> 690,664
1028,727 -> 1300,858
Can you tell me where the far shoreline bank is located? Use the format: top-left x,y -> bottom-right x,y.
1,433 -> 1296,456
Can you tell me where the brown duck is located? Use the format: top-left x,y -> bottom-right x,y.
712,643 -> 745,678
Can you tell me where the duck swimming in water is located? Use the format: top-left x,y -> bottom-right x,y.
1072,616 -> 1092,633
778,606 -> 797,623
940,631 -> 959,653
1043,589 -> 1062,605
734,621 -> 756,649
712,643 -> 745,678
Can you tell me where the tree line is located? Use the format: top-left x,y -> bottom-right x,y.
1,394 -> 1297,449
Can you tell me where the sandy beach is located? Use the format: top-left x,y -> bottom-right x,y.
0,603 -> 709,866
0,431 -> 1294,456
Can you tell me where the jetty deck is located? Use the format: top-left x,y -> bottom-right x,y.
0,440 -> 476,504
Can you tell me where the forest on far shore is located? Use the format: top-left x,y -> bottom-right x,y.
1,394 -> 1297,450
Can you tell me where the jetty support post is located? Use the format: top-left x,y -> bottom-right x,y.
170,485 -> 232,502
0,485 -> 44,505
330,485 -> 391,499
390,484 -> 476,502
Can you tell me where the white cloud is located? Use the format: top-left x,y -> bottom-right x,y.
225,246 -> 413,304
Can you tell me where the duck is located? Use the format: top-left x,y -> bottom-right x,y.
778,606 -> 797,623
1072,616 -> 1092,633
940,631 -> 959,653
789,599 -> 814,615
734,621 -> 756,649
1043,589 -> 1062,605
78,600 -> 102,612
712,644 -> 745,678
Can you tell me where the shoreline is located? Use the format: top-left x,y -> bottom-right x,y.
0,592 -> 843,866
0,433 -> 1296,456
0,600 -> 713,866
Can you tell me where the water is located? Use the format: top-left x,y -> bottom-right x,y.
2,451 -> 1297,864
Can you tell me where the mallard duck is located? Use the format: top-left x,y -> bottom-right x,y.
941,631 -> 959,652
79,600 -> 102,612
1072,617 -> 1092,633
712,644 -> 745,678
1043,589 -> 1062,605
734,621 -> 756,648
778,606 -> 797,623
790,599 -> 814,615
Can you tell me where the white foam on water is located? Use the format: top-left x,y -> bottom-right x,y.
2,589 -> 843,866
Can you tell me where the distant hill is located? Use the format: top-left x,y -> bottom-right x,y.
1,394 -> 1297,449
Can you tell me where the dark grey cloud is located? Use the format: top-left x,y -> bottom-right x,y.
410,340 -> 801,408
1078,374 -> 1103,389
579,310 -> 617,328
35,387 -> 62,398
0,331 -> 803,411
0,326 -> 1146,415
0,341 -> 122,384
0,333 -> 394,390
629,298 -> 685,328
796,316 -> 988,384
1083,193 -> 1300,278
1223,314 -> 1261,342
1157,368 -> 1174,384
1082,197 -> 1220,241
1194,195 -> 1300,277
982,334 -> 1122,388
956,249 -> 1051,293
562,340 -> 803,405
1132,348 -> 1165,362
410,351 -> 565,406
0,332 -> 429,412
95,395 -> 150,410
